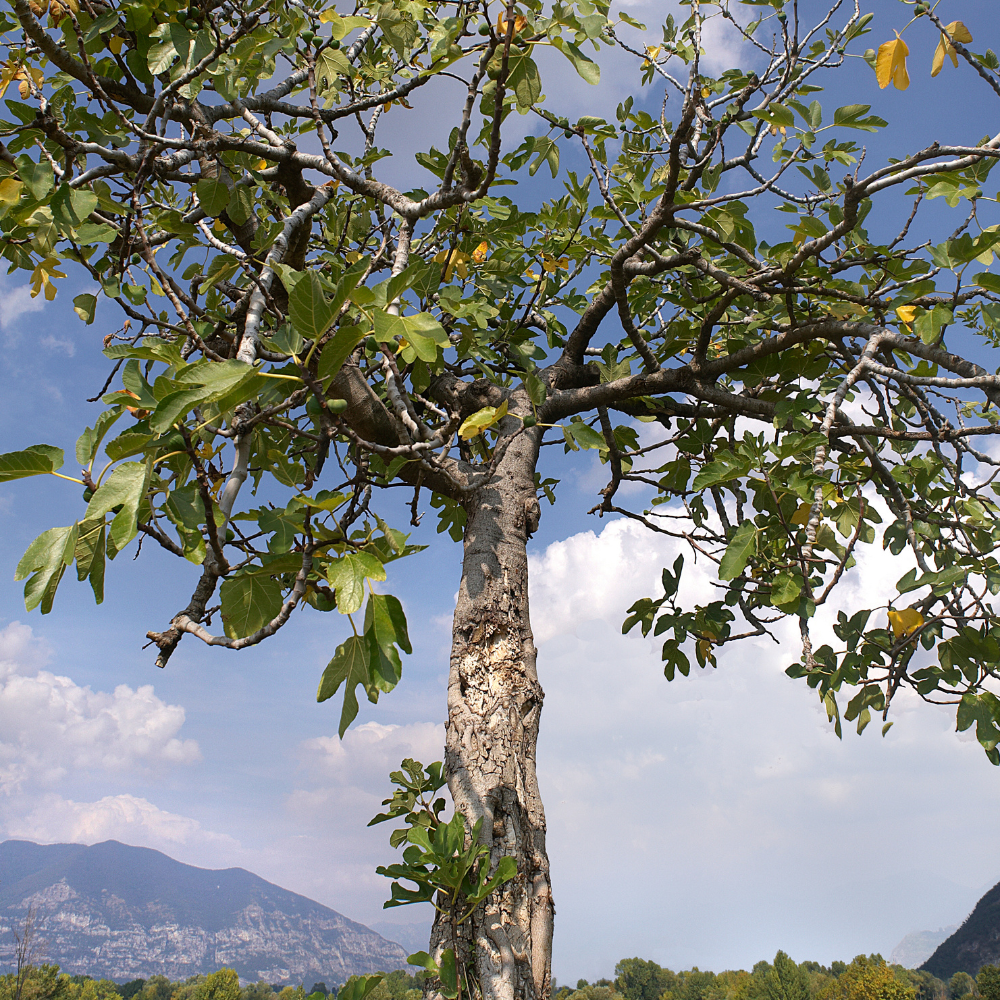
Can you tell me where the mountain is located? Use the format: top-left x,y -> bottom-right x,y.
890,927 -> 957,969
0,840 -> 409,985
922,880 -> 1000,980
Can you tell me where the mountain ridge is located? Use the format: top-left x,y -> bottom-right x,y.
0,840 -> 409,985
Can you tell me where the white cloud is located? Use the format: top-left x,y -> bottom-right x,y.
39,335 -> 76,357
0,274 -> 44,337
299,721 -> 445,786
0,622 -> 200,796
525,518 -> 1000,980
6,793 -> 238,851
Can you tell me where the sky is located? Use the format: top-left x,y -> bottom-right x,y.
3,0 -> 1000,985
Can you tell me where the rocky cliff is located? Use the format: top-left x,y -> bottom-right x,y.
0,840 -> 409,985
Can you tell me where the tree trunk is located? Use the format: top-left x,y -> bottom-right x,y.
430,420 -> 552,1000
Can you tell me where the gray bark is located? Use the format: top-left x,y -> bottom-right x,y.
430,416 -> 552,1000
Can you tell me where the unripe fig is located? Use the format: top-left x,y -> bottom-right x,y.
327,398 -> 348,414
522,414 -> 537,428
478,22 -> 490,35
301,29 -> 315,43
329,38 -> 340,49
305,394 -> 324,417
83,487 -> 94,502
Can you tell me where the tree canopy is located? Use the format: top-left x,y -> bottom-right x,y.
5,0 -> 1000,996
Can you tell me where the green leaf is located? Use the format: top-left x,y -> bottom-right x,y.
336,978 -> 384,1000
365,592 -> 411,691
553,38 -> 600,85
147,38 -> 177,75
289,271 -> 335,340
691,455 -> 748,490
15,525 -> 77,614
506,49 -> 542,109
975,272 -> 1000,293
0,444 -> 64,482
317,634 -> 373,737
73,293 -> 97,325
751,103 -> 795,128
51,184 -> 98,231
326,554 -> 366,614
219,573 -> 283,639
15,154 -> 54,200
770,571 -> 802,606
319,324 -> 367,383
914,304 -> 952,345
84,461 -> 149,551
524,369 -> 547,406
437,950 -> 458,999
76,410 -> 122,466
196,178 -> 230,217
75,222 -> 118,244
316,46 -> 352,88
366,593 -> 411,653
719,520 -> 757,581
148,387 -> 211,434
832,104 -> 887,131
74,517 -> 106,604
373,308 -> 407,345
226,185 -> 253,226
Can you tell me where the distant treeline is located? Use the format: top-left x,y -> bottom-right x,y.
552,954 -> 1000,1000
0,967 -> 422,1000
5,954 -> 1000,1000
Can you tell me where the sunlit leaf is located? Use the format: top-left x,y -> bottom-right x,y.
875,36 -> 909,90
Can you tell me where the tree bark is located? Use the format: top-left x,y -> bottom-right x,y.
430,418 -> 552,1000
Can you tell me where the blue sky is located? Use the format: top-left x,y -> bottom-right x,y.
3,0 -> 1000,984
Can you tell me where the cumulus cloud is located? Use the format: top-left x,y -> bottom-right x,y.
525,519 -> 1000,980
0,622 -> 200,796
6,793 -> 238,851
290,721 -> 445,823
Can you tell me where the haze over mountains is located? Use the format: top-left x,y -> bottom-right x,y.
0,840 -> 409,984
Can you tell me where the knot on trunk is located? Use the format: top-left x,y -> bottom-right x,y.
523,497 -> 540,538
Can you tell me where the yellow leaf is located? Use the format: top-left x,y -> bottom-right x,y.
895,304 -> 917,328
433,249 -> 468,282
790,502 -> 812,526
876,36 -> 909,90
944,19 -> 972,43
18,79 -> 29,98
496,12 -> 527,36
108,34 -> 123,54
887,607 -> 924,638
213,218 -> 226,232
472,241 -> 488,263
0,177 -> 22,205
256,158 -> 269,169
932,21 -> 972,77
459,399 -> 508,440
